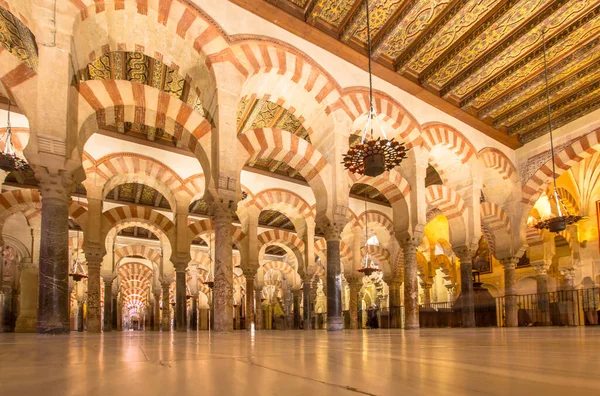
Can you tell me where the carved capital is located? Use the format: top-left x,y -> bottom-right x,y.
209,197 -> 237,224
560,266 -> 576,280
318,220 -> 346,241
500,257 -> 519,271
34,166 -> 75,202
453,245 -> 475,262
243,266 -> 258,279
84,243 -> 105,268
172,253 -> 191,272
531,260 -> 551,276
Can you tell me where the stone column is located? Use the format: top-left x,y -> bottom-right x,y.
161,282 -> 171,331
560,267 -> 576,291
174,263 -> 188,332
103,277 -> 113,332
347,277 -> 361,330
532,260 -> 551,325
500,257 -> 518,328
85,247 -> 104,333
244,270 -> 256,330
35,167 -> 74,334
422,283 -> 432,305
153,291 -> 161,331
321,223 -> 344,331
112,296 -> 118,330
212,202 -> 234,332
190,295 -> 198,331
292,289 -> 301,329
399,235 -> 420,330
389,279 -> 402,328
148,299 -> 155,331
254,286 -> 263,330
455,247 -> 476,328
15,257 -> 38,332
302,276 -> 311,330
77,299 -> 84,332
116,298 -> 122,331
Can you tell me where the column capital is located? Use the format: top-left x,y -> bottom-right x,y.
317,220 -> 347,241
560,266 -> 576,280
84,244 -> 106,268
34,166 -> 75,202
172,253 -> 191,272
209,197 -> 237,223
18,257 -> 36,270
531,260 -> 551,275
453,245 -> 476,262
397,232 -> 422,250
243,266 -> 258,279
499,257 -> 519,270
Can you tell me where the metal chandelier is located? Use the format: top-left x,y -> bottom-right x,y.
533,32 -> 585,233
342,0 -> 408,177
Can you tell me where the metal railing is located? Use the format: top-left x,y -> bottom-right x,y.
418,288 -> 600,328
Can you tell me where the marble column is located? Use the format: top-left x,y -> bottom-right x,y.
148,300 -> 155,331
422,283 -> 432,305
190,295 -> 198,331
292,289 -> 301,329
103,277 -> 113,332
35,168 -> 74,334
389,279 -> 402,329
245,270 -> 256,331
348,277 -> 361,330
455,247 -> 476,328
161,282 -> 171,331
302,276 -> 311,330
15,257 -> 38,332
85,247 -> 104,333
112,296 -> 118,330
500,257 -> 518,328
153,292 -> 161,331
399,236 -> 420,330
322,223 -> 344,331
77,299 -> 84,332
213,203 -> 234,332
116,298 -> 122,331
254,286 -> 263,330
532,260 -> 551,325
175,266 -> 187,332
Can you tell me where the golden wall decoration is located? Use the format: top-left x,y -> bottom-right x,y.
0,8 -> 37,72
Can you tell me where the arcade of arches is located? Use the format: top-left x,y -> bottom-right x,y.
0,1 -> 600,394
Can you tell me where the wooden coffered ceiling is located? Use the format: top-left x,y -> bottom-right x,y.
233,0 -> 600,145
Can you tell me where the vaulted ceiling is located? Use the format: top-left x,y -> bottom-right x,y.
255,0 -> 600,144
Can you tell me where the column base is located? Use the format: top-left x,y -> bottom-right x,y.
303,319 -> 311,330
327,317 -> 343,331
404,323 -> 420,330
15,315 -> 37,333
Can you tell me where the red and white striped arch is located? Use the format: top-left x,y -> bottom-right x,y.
349,169 -> 410,205
422,123 -> 477,164
187,219 -> 247,249
522,129 -> 600,207
361,245 -> 391,274
328,88 -> 422,147
480,202 -> 510,234
478,147 -> 516,181
75,80 -> 212,179
258,229 -> 305,253
92,152 -> 190,208
262,260 -> 296,278
232,38 -> 341,135
0,42 -> 37,119
103,205 -> 175,239
357,210 -> 395,236
425,185 -> 467,220
114,244 -> 162,266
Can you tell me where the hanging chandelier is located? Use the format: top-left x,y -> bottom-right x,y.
342,0 -> 408,177
358,188 -> 381,277
0,101 -> 30,173
533,32 -> 585,233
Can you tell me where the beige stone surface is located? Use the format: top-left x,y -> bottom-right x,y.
1,329 -> 599,395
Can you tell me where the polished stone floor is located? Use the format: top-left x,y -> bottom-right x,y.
0,328 -> 599,395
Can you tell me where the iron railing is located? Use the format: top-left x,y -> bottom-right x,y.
418,288 -> 600,328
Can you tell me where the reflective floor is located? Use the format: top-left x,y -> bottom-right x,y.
1,328 -> 599,395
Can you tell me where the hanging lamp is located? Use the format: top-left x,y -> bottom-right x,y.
0,101 -> 30,173
342,0 -> 408,177
533,32 -> 585,233
69,187 -> 88,282
357,188 -> 381,277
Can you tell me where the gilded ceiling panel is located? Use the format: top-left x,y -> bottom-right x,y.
460,9 -> 600,109
341,0 -> 403,43
525,99 -> 600,142
375,0 -> 452,60
480,37 -> 600,119
237,98 -> 310,142
311,0 -> 356,27
403,0 -> 498,74
495,60 -> 600,127
449,0 -> 598,100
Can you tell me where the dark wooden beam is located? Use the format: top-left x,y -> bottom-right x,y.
228,0 -> 521,148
